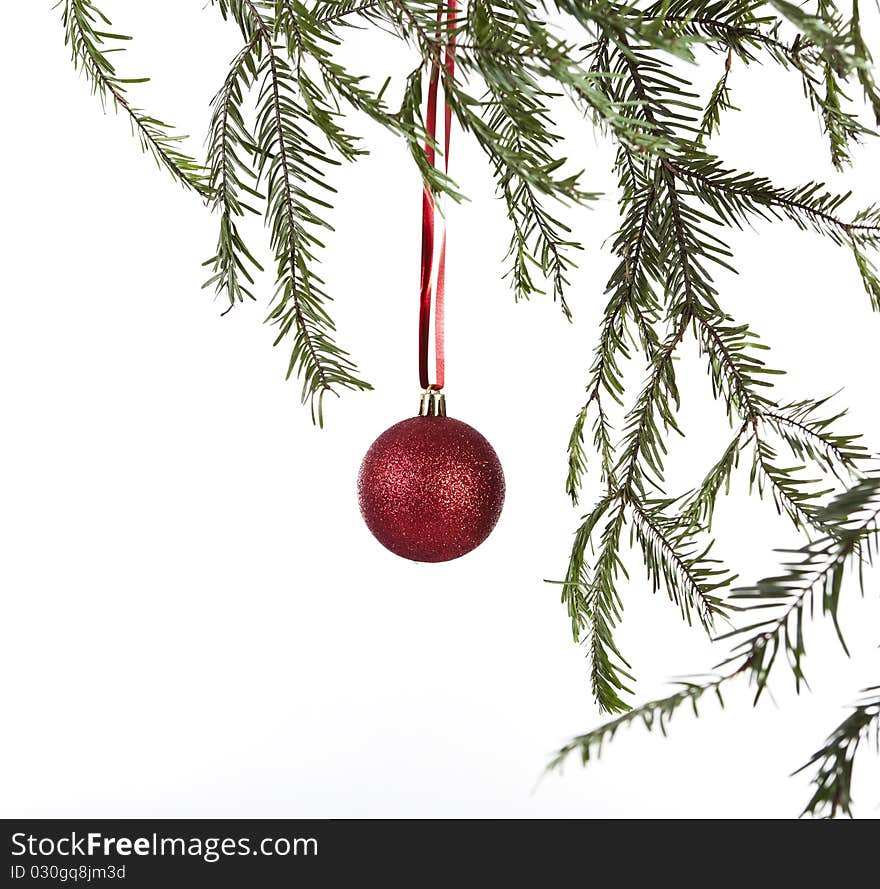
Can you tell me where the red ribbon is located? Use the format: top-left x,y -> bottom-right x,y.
418,1 -> 457,392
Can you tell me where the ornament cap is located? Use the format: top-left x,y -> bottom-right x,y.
418,389 -> 446,418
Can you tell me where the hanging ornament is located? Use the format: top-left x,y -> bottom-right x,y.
358,0 -> 505,562
358,392 -> 505,562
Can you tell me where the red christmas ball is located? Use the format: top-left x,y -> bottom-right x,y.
358,413 -> 505,562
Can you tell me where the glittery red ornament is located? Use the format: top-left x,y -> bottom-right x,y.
358,410 -> 505,562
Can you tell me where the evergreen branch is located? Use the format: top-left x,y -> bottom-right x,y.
669,154 -> 880,244
548,676 -> 726,770
56,0 -> 880,812
220,0 -> 412,171
388,0 -> 599,315
313,0 -> 384,26
566,402 -> 592,506
681,399 -> 869,538
850,0 -> 880,124
555,494 -> 636,715
607,43 -> 772,493
241,0 -> 371,421
698,49 -> 736,143
553,0 -> 705,62
615,315 -> 689,500
768,0 -> 859,74
662,163 -> 777,429
566,388 -> 616,503
749,436 -> 832,534
391,0 -> 594,203
560,307 -> 740,711
636,3 -> 790,61
559,32 -> 880,720
564,46 -> 668,503
552,476 -> 880,790
609,142 -> 700,500
625,1 -> 876,167
668,153 -> 880,307
680,425 -> 750,529
60,0 -> 208,196
562,302 -> 735,710
630,498 -> 732,630
505,142 -> 579,316
851,235 -> 880,311
661,154 -> 858,540
511,4 -> 677,153
760,396 -> 869,482
276,2 -> 373,161
203,34 -> 265,310
282,0 -> 432,164
816,54 -> 869,170
481,88 -> 580,315
613,32 -> 700,141
584,500 -> 635,714
558,496 -> 613,641
796,686 -> 880,818
560,27 -> 877,717
718,475 -> 880,698
567,155 -> 661,503
564,324 -> 690,716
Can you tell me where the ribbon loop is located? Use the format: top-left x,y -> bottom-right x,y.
418,0 -> 456,393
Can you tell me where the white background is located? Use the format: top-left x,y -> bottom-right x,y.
1,2 -> 879,818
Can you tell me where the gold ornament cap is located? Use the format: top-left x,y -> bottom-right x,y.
418,389 -> 446,417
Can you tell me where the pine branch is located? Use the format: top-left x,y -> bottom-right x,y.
566,402 -> 592,506
60,0 -> 208,196
510,4 -> 678,153
623,1 -> 876,168
760,397 -> 868,482
635,1 -> 790,61
564,35 -> 671,503
554,493 -> 636,715
240,0 -> 371,422
850,0 -> 880,124
662,164 -> 778,429
620,322 -> 688,498
57,0 -> 880,812
554,0 -> 704,62
680,425 -> 750,529
719,475 -> 880,698
203,33 -> 265,310
280,1 -> 414,162
567,154 -> 661,503
388,0 -> 601,316
562,321 -> 692,714
557,496 -> 611,638
749,437 -> 832,534
669,154 -> 880,244
681,396 -> 871,536
668,152 -> 880,308
390,0 -> 594,201
611,44 -> 774,480
560,26 -> 880,716
313,0 -> 385,26
630,498 -> 732,631
561,308 -> 696,712
547,676 -> 726,770
584,500 -> 635,714
551,476 -> 880,796
497,127 -> 579,316
698,49 -> 736,143
473,5 -> 582,315
769,0 -> 859,74
796,686 -> 880,818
